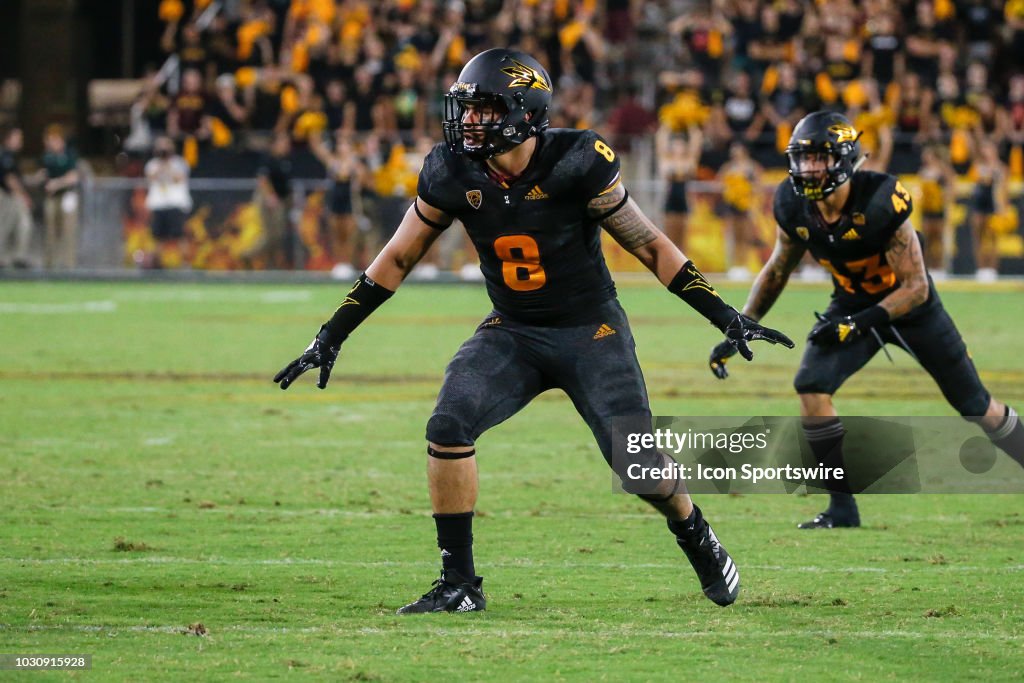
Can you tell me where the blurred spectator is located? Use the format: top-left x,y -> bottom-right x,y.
168,68 -> 207,142
668,2 -> 730,88
144,135 -> 193,269
558,8 -> 607,86
33,125 -> 80,270
343,67 -> 382,136
708,71 -> 758,146
204,74 -> 250,148
123,74 -> 168,160
0,127 -> 32,269
891,72 -> 934,143
310,130 -> 363,275
656,124 -> 702,252
905,0 -> 951,89
717,141 -> 763,280
389,67 -> 428,140
1000,74 -> 1024,179
726,0 -> 762,75
969,140 -> 1008,281
606,86 -> 657,152
604,0 -> 637,45
322,79 -> 347,131
1009,0 -> 1024,62
862,10 -> 903,88
961,0 -> 997,62
754,62 -> 811,153
917,145 -> 955,272
255,131 -> 295,269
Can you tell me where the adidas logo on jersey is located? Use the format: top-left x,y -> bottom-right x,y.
593,324 -> 616,339
524,185 -> 549,200
455,596 -> 477,612
841,228 -> 861,240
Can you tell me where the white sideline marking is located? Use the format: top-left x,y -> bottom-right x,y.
20,505 -> 988,526
257,290 -> 312,303
2,623 -> 1022,642
109,289 -> 311,303
0,556 -> 1019,574
0,301 -> 116,314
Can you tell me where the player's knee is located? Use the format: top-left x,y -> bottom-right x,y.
793,373 -> 830,397
425,413 -> 475,449
798,392 -> 833,416
951,390 -> 992,419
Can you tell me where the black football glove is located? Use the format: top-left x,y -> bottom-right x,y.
807,311 -> 860,346
708,338 -> 738,379
808,306 -> 889,346
720,314 -> 795,364
273,325 -> 342,390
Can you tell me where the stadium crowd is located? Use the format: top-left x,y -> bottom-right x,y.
2,0 -> 1023,275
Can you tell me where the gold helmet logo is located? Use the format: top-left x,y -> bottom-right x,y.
828,123 -> 858,144
500,60 -> 551,91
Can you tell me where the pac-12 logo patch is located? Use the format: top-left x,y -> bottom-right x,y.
466,190 -> 482,210
796,226 -> 810,241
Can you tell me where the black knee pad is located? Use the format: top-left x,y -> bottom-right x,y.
636,489 -> 676,504
425,413 -> 474,449
427,445 -> 476,459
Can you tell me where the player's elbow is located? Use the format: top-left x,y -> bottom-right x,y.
906,278 -> 929,308
630,242 -> 659,270
630,235 -> 669,271
389,249 -> 419,276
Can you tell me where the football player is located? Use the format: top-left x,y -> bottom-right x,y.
708,111 -> 1024,529
274,48 -> 793,611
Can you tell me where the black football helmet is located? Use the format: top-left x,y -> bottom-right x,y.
785,111 -> 862,200
443,48 -> 552,160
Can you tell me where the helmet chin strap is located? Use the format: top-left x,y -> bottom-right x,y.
851,155 -> 867,173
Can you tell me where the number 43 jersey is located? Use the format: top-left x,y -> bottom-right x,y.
417,128 -> 622,325
773,170 -> 937,311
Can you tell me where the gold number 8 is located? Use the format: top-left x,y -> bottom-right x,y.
594,140 -> 615,162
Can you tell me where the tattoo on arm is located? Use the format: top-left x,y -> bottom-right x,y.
588,184 -> 659,250
880,221 -> 929,319
743,229 -> 805,320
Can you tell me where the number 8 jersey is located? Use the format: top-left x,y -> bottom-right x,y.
417,128 -> 621,325
773,170 -> 937,311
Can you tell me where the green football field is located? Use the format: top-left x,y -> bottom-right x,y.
1,279 -> 1023,681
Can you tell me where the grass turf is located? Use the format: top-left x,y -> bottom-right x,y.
1,279 -> 1023,681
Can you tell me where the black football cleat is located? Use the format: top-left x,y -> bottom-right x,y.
396,569 -> 486,614
673,506 -> 740,607
797,511 -> 861,529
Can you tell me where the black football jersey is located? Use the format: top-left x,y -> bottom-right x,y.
773,170 -> 933,310
418,128 -> 621,325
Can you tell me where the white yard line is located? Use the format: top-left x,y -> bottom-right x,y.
2,623 -> 1021,642
19,505 -> 984,525
0,556 -> 1018,574
0,301 -> 116,314
106,289 -> 312,303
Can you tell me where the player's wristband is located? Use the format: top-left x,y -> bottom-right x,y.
667,261 -> 738,332
850,305 -> 889,332
320,273 -> 395,345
